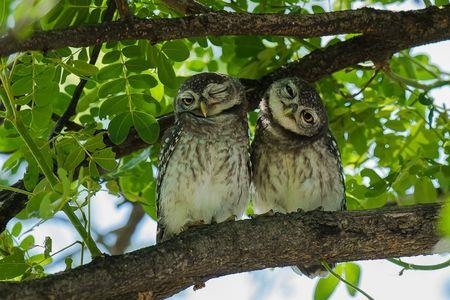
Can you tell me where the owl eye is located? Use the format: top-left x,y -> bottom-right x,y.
284,85 -> 295,98
182,97 -> 194,106
302,111 -> 315,124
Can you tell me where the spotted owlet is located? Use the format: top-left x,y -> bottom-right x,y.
156,73 -> 250,242
251,77 -> 345,277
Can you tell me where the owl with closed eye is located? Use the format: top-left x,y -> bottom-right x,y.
156,73 -> 250,242
251,77 -> 345,276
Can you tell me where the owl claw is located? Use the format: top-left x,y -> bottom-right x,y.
251,209 -> 275,218
224,215 -> 238,222
183,220 -> 205,231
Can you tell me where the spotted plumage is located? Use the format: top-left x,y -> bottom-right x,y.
251,77 -> 345,276
156,73 -> 250,242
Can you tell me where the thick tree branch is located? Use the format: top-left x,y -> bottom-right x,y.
0,6 -> 449,57
0,204 -> 442,300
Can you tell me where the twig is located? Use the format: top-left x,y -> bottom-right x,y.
115,0 -> 133,19
48,0 -> 117,140
321,261 -> 375,300
387,257 -> 450,273
340,68 -> 380,99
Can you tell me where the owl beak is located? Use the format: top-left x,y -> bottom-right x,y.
200,101 -> 208,117
283,103 -> 298,116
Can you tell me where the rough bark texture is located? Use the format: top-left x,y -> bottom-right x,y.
0,204 -> 441,300
1,6 -> 449,56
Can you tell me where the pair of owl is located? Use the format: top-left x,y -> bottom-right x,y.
156,73 -> 345,276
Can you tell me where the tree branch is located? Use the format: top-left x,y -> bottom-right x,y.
0,6 -> 449,57
0,204 -> 441,300
115,0 -> 133,20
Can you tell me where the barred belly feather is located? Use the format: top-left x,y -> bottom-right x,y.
158,114 -> 250,241
252,135 -> 344,214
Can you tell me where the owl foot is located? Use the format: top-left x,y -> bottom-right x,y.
183,220 -> 205,231
313,206 -> 324,211
249,209 -> 275,218
224,215 -> 238,222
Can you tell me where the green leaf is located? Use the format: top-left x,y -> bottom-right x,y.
157,54 -> 176,88
122,45 -> 141,58
0,248 -> 28,280
63,145 -> 85,171
314,271 -> 340,300
11,222 -> 22,237
89,159 -> 100,179
344,263 -> 361,296
418,93 -> 433,105
439,199 -> 450,236
414,177 -> 437,203
99,94 -> 128,118
11,77 -> 32,96
83,134 -> 105,152
64,257 -> 73,271
98,78 -> 126,98
97,63 -> 123,81
125,59 -> 151,73
93,148 -> 117,171
44,236 -> 52,258
39,195 -> 53,219
128,74 -> 158,89
71,60 -> 99,76
132,111 -> 160,144
108,112 -> 133,144
102,50 -> 121,64
20,235 -> 35,250
161,40 -> 190,62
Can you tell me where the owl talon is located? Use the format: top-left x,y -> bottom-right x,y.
224,215 -> 238,222
183,220 -> 205,231
254,209 -> 275,217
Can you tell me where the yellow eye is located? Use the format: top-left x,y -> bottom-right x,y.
182,97 -> 194,105
302,111 -> 315,124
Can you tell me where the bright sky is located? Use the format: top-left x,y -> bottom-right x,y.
3,1 -> 450,299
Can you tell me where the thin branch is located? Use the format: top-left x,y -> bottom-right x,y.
115,0 -> 133,19
321,261 -> 375,300
160,0 -> 212,15
1,6 -> 449,57
48,0 -> 117,139
0,204 -> 441,300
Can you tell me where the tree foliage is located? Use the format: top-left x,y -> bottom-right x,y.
0,0 -> 449,299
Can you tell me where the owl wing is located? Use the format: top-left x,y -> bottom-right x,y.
325,131 -> 346,211
156,119 -> 183,243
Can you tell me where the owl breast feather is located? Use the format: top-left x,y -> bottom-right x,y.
159,119 -> 250,239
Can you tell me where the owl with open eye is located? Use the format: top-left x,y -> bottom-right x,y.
156,73 -> 250,242
251,77 -> 345,277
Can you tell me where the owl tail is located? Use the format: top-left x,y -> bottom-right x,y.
291,263 -> 334,278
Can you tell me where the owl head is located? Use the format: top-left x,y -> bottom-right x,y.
175,73 -> 245,118
264,77 -> 328,137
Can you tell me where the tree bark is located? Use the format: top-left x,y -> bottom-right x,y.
0,6 -> 449,57
0,204 -> 442,300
